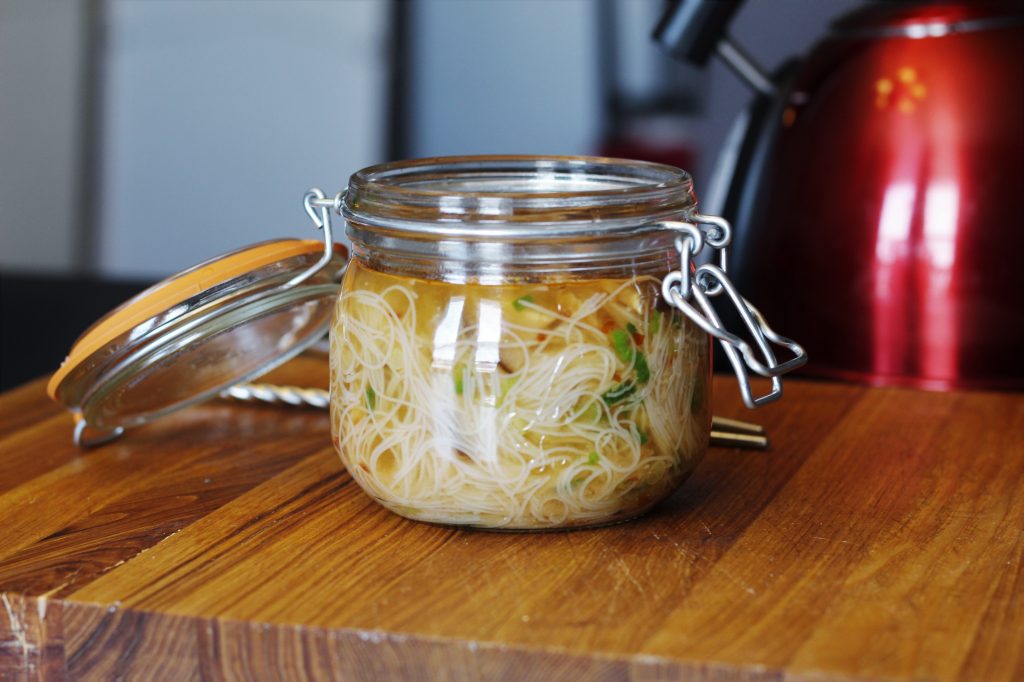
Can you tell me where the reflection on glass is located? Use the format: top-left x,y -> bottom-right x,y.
329,261 -> 710,529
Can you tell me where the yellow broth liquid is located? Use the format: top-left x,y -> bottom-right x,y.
330,260 -> 711,529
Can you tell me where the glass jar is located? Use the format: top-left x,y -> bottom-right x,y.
46,154 -> 803,529
329,156 -> 786,530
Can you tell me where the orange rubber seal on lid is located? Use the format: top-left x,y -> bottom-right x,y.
47,239 -> 325,401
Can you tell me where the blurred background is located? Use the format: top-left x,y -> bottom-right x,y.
5,0 -> 1020,393
0,0 -> 851,388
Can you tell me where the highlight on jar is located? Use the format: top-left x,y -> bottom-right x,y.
45,155 -> 807,531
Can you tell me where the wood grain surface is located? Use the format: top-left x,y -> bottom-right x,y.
0,355 -> 1021,681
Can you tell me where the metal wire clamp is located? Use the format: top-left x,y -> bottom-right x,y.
284,188 -> 344,288
661,215 -> 807,408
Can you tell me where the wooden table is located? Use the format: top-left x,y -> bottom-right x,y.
1,356 -> 1021,681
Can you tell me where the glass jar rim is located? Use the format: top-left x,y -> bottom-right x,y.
342,155 -> 696,241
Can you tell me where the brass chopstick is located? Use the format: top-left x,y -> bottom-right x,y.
709,430 -> 769,450
711,415 -> 764,435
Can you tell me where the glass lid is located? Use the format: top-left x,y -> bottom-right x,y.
48,234 -> 347,447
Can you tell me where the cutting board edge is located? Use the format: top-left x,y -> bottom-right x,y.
2,592 -> 875,682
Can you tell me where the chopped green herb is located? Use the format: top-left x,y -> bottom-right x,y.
587,451 -> 600,465
649,311 -> 661,335
626,322 -> 639,335
513,294 -> 535,311
364,386 -> 376,410
638,430 -> 649,445
690,375 -> 704,413
602,381 -> 636,405
634,351 -> 650,384
453,362 -> 466,395
609,329 -> 633,363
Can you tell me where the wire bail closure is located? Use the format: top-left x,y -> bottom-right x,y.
285,188 -> 344,288
660,215 -> 807,408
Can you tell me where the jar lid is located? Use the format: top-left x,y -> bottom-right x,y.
49,225 -> 347,447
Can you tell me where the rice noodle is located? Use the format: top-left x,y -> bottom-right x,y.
330,261 -> 710,529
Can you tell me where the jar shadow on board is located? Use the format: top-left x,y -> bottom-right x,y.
329,156 -> 713,531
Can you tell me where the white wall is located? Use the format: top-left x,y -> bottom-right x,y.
0,0 -> 86,273
408,0 -> 601,157
97,0 -> 388,278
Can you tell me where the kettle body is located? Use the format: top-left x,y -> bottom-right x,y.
658,1 -> 1024,390
738,2 -> 1024,390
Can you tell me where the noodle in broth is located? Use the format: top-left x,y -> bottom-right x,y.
330,261 -> 710,529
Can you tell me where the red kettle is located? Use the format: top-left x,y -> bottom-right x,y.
656,0 -> 1024,390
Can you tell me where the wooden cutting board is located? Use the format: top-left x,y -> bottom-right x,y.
0,355 -> 1021,681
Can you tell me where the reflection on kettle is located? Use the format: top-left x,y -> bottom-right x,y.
657,0 -> 1024,390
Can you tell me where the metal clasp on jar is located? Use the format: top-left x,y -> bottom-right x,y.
659,215 -> 807,408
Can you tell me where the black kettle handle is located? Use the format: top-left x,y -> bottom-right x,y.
653,0 -> 746,67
